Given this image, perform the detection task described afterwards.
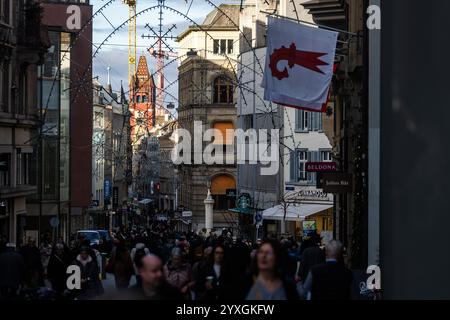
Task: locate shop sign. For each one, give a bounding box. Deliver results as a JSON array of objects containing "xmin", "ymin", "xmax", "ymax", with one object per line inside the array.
[
  {"xmin": 302, "ymin": 220, "xmax": 317, "ymax": 237},
  {"xmin": 317, "ymin": 173, "xmax": 353, "ymax": 193},
  {"xmin": 306, "ymin": 162, "xmax": 337, "ymax": 172},
  {"xmin": 104, "ymin": 180, "xmax": 111, "ymax": 199}
]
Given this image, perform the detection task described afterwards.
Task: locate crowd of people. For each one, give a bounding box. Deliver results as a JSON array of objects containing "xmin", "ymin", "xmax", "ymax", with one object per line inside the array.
[{"xmin": 0, "ymin": 221, "xmax": 356, "ymax": 300}]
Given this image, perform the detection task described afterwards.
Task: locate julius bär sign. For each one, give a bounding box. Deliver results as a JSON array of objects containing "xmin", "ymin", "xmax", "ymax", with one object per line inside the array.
[
  {"xmin": 317, "ymin": 173, "xmax": 353, "ymax": 194},
  {"xmin": 306, "ymin": 162, "xmax": 337, "ymax": 172}
]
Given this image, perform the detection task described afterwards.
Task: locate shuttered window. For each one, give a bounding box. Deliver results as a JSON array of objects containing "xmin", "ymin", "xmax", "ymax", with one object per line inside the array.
[
  {"xmin": 295, "ymin": 110, "xmax": 323, "ymax": 132},
  {"xmin": 290, "ymin": 150, "xmax": 330, "ymax": 185}
]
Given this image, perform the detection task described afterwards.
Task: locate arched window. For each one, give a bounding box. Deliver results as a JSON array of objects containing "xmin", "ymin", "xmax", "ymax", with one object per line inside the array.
[
  {"xmin": 142, "ymin": 95, "xmax": 148, "ymax": 103},
  {"xmin": 213, "ymin": 76, "xmax": 233, "ymax": 104},
  {"xmin": 136, "ymin": 95, "xmax": 141, "ymax": 103},
  {"xmin": 211, "ymin": 175, "xmax": 236, "ymax": 210}
]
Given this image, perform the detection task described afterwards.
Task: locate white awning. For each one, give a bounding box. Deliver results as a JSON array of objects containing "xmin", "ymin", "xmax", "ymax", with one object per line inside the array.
[{"xmin": 262, "ymin": 203, "xmax": 333, "ymax": 222}]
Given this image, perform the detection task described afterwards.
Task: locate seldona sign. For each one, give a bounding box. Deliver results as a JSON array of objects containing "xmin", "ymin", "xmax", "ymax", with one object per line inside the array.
[{"xmin": 306, "ymin": 162, "xmax": 337, "ymax": 172}]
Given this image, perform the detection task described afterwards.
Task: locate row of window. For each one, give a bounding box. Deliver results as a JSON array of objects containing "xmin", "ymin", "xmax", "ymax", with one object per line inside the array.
[
  {"xmin": 213, "ymin": 39, "xmax": 234, "ymax": 55},
  {"xmin": 290, "ymin": 150, "xmax": 332, "ymax": 185},
  {"xmin": 0, "ymin": 152, "xmax": 32, "ymax": 187},
  {"xmin": 135, "ymin": 95, "xmax": 149, "ymax": 103}
]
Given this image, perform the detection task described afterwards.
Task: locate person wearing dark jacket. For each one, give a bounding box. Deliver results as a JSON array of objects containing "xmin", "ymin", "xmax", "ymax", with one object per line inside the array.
[
  {"xmin": 47, "ymin": 243, "xmax": 69, "ymax": 294},
  {"xmin": 108, "ymin": 243, "xmax": 134, "ymax": 290},
  {"xmin": 192, "ymin": 246, "xmax": 212, "ymax": 299},
  {"xmin": 246, "ymin": 240, "xmax": 299, "ymax": 300},
  {"xmin": 72, "ymin": 247, "xmax": 104, "ymax": 299},
  {"xmin": 20, "ymin": 238, "xmax": 44, "ymax": 288},
  {"xmin": 0, "ymin": 244, "xmax": 25, "ymax": 299},
  {"xmin": 299, "ymin": 240, "xmax": 352, "ymax": 300},
  {"xmin": 195, "ymin": 245, "xmax": 229, "ymax": 301},
  {"xmin": 121, "ymin": 254, "xmax": 182, "ymax": 300},
  {"xmin": 297, "ymin": 234, "xmax": 325, "ymax": 282}
]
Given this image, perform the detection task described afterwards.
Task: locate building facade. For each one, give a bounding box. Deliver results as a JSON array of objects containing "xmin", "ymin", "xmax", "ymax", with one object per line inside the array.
[
  {"xmin": 303, "ymin": 0, "xmax": 369, "ymax": 268},
  {"xmin": 25, "ymin": 0, "xmax": 93, "ymax": 242},
  {"xmin": 157, "ymin": 121, "xmax": 177, "ymax": 212},
  {"xmin": 0, "ymin": 0, "xmax": 48, "ymax": 244},
  {"xmin": 176, "ymin": 4, "xmax": 240, "ymax": 232},
  {"xmin": 90, "ymin": 78, "xmax": 130, "ymax": 229},
  {"xmin": 237, "ymin": 0, "xmax": 335, "ymax": 239}
]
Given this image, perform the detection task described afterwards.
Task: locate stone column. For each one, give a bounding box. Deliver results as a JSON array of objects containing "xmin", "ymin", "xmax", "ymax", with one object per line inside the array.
[{"xmin": 204, "ymin": 189, "xmax": 214, "ymax": 232}]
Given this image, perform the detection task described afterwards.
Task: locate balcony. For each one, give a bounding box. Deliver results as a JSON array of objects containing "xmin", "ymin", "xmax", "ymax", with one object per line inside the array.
[
  {"xmin": 302, "ymin": 0, "xmax": 347, "ymax": 30},
  {"xmin": 0, "ymin": 185, "xmax": 37, "ymax": 199}
]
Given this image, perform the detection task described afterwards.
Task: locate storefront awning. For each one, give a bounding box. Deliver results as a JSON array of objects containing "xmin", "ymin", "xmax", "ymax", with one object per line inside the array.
[
  {"xmin": 228, "ymin": 207, "xmax": 253, "ymax": 215},
  {"xmin": 228, "ymin": 206, "xmax": 265, "ymax": 215},
  {"xmin": 262, "ymin": 203, "xmax": 333, "ymax": 222}
]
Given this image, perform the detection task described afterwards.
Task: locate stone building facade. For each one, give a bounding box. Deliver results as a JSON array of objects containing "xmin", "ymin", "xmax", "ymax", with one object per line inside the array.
[{"xmin": 176, "ymin": 4, "xmax": 241, "ymax": 232}]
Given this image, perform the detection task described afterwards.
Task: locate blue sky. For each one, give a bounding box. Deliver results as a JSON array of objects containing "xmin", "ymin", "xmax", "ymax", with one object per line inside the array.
[{"xmin": 92, "ymin": 0, "xmax": 241, "ymax": 107}]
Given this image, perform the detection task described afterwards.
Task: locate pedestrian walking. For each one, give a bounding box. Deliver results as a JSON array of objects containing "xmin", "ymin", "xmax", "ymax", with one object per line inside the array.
[
  {"xmin": 0, "ymin": 244, "xmax": 25, "ymax": 299},
  {"xmin": 196, "ymin": 244, "xmax": 228, "ymax": 301},
  {"xmin": 47, "ymin": 243, "xmax": 69, "ymax": 294},
  {"xmin": 130, "ymin": 242, "xmax": 150, "ymax": 287},
  {"xmin": 163, "ymin": 247, "xmax": 195, "ymax": 299},
  {"xmin": 20, "ymin": 238, "xmax": 44, "ymax": 289},
  {"xmin": 246, "ymin": 240, "xmax": 299, "ymax": 300},
  {"xmin": 72, "ymin": 247, "xmax": 104, "ymax": 299},
  {"xmin": 39, "ymin": 239, "xmax": 52, "ymax": 278},
  {"xmin": 124, "ymin": 254, "xmax": 182, "ymax": 300},
  {"xmin": 299, "ymin": 240, "xmax": 352, "ymax": 300},
  {"xmin": 297, "ymin": 233, "xmax": 325, "ymax": 283},
  {"xmin": 108, "ymin": 242, "xmax": 134, "ymax": 290}
]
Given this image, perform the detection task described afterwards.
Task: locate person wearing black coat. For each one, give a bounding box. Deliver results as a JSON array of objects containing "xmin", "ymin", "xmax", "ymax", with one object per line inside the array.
[
  {"xmin": 297, "ymin": 234, "xmax": 325, "ymax": 282},
  {"xmin": 20, "ymin": 238, "xmax": 44, "ymax": 288},
  {"xmin": 0, "ymin": 244, "xmax": 25, "ymax": 299},
  {"xmin": 47, "ymin": 244, "xmax": 69, "ymax": 294},
  {"xmin": 195, "ymin": 245, "xmax": 229, "ymax": 301},
  {"xmin": 300, "ymin": 240, "xmax": 352, "ymax": 300},
  {"xmin": 72, "ymin": 247, "xmax": 104, "ymax": 299}
]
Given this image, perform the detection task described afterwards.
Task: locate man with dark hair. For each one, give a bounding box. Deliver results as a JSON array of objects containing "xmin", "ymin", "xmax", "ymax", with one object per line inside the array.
[{"xmin": 297, "ymin": 233, "xmax": 325, "ymax": 283}]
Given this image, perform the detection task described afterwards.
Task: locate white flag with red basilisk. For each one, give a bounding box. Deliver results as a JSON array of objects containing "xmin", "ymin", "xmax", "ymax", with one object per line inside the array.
[{"xmin": 262, "ymin": 16, "xmax": 338, "ymax": 112}]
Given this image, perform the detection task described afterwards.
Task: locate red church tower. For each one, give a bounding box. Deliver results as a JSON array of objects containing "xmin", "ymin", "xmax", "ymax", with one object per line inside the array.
[{"xmin": 129, "ymin": 55, "xmax": 156, "ymax": 145}]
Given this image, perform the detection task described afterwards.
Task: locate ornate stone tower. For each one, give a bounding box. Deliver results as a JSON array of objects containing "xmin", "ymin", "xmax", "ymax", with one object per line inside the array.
[{"xmin": 129, "ymin": 55, "xmax": 156, "ymax": 146}]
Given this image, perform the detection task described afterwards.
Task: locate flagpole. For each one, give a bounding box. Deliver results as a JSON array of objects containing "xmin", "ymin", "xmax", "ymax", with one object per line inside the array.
[{"xmin": 260, "ymin": 10, "xmax": 358, "ymax": 37}]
